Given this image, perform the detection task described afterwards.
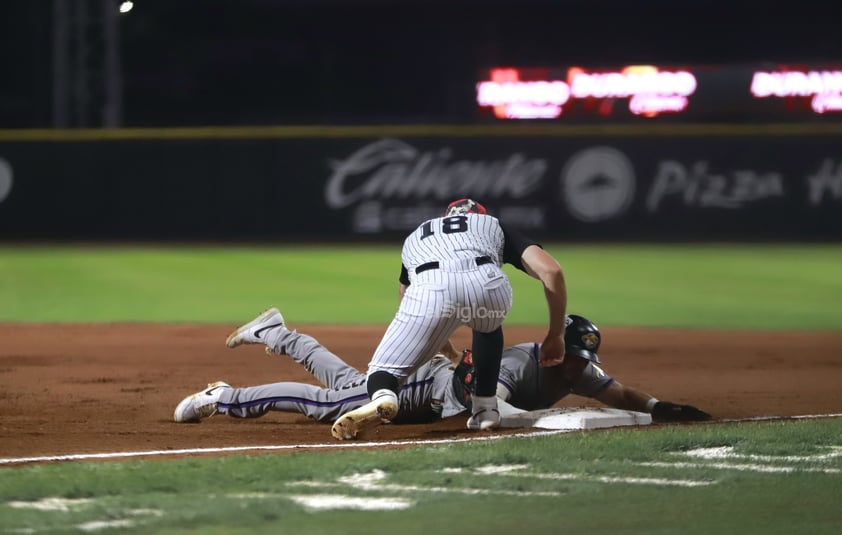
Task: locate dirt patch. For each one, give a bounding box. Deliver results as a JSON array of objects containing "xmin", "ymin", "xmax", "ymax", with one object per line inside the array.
[{"xmin": 1, "ymin": 323, "xmax": 840, "ymax": 461}]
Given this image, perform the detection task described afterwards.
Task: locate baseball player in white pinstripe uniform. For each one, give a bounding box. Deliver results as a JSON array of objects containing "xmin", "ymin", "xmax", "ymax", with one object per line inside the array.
[{"xmin": 325, "ymin": 198, "xmax": 569, "ymax": 439}]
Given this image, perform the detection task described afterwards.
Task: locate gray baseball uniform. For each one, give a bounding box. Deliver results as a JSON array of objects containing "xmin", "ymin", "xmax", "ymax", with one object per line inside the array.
[
  {"xmin": 496, "ymin": 342, "xmax": 614, "ymax": 411},
  {"xmin": 214, "ymin": 329, "xmax": 614, "ymax": 422},
  {"xmin": 216, "ymin": 327, "xmax": 465, "ymax": 422}
]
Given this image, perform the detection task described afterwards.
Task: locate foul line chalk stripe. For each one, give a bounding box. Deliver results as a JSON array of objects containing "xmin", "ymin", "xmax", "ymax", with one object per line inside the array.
[
  {"xmin": 718, "ymin": 413, "xmax": 842, "ymax": 423},
  {"xmin": 2, "ymin": 413, "xmax": 840, "ymax": 467},
  {"xmin": 0, "ymin": 429, "xmax": 569, "ymax": 466}
]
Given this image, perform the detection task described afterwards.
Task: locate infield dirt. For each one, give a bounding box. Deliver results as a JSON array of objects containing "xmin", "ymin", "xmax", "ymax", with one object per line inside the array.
[{"xmin": 1, "ymin": 324, "xmax": 841, "ymax": 461}]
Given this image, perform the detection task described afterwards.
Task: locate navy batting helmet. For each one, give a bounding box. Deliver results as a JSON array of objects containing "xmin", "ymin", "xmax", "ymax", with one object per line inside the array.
[
  {"xmin": 445, "ymin": 198, "xmax": 488, "ymax": 217},
  {"xmin": 564, "ymin": 314, "xmax": 601, "ymax": 363}
]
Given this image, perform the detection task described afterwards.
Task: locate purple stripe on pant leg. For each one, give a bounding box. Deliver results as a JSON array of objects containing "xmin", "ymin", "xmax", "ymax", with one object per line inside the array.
[{"xmin": 219, "ymin": 393, "xmax": 369, "ymax": 410}]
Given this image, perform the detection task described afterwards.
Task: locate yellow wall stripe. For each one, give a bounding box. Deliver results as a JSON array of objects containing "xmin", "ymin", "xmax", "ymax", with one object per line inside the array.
[{"xmin": 2, "ymin": 122, "xmax": 842, "ymax": 142}]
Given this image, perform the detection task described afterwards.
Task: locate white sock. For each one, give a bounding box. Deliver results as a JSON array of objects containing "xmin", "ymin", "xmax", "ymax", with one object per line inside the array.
[
  {"xmin": 471, "ymin": 394, "xmax": 498, "ymax": 413},
  {"xmin": 372, "ymin": 389, "xmax": 397, "ymax": 404},
  {"xmin": 262, "ymin": 325, "xmax": 288, "ymax": 354}
]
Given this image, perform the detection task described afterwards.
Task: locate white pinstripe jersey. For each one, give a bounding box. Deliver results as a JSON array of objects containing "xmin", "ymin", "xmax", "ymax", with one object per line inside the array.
[
  {"xmin": 399, "ymin": 214, "xmax": 537, "ymax": 284},
  {"xmin": 402, "ymin": 214, "xmax": 502, "ymax": 269}
]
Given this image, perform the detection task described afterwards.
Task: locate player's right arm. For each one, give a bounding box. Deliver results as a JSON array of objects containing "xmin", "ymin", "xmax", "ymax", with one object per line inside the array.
[
  {"xmin": 398, "ymin": 264, "xmax": 410, "ymax": 301},
  {"xmin": 439, "ymin": 339, "xmax": 460, "ymax": 367}
]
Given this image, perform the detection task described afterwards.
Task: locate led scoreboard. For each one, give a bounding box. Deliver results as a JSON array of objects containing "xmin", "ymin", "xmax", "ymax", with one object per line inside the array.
[{"xmin": 476, "ymin": 63, "xmax": 842, "ymax": 121}]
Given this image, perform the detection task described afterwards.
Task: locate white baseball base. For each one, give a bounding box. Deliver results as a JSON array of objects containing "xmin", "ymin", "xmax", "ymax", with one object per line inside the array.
[{"xmin": 500, "ymin": 406, "xmax": 652, "ymax": 430}]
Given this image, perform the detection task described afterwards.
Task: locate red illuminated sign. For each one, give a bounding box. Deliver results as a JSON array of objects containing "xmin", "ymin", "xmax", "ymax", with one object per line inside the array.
[
  {"xmin": 751, "ymin": 69, "xmax": 842, "ymax": 113},
  {"xmin": 477, "ymin": 63, "xmax": 842, "ymax": 121},
  {"xmin": 476, "ymin": 66, "xmax": 698, "ymax": 119},
  {"xmin": 569, "ymin": 66, "xmax": 696, "ymax": 117},
  {"xmin": 476, "ymin": 68, "xmax": 570, "ymax": 119}
]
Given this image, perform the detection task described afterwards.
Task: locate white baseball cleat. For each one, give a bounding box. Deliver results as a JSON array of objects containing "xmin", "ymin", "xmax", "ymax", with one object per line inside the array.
[
  {"xmin": 173, "ymin": 381, "xmax": 231, "ymax": 423},
  {"xmin": 467, "ymin": 394, "xmax": 501, "ymax": 430},
  {"xmin": 225, "ymin": 307, "xmax": 285, "ymax": 348},
  {"xmin": 331, "ymin": 390, "xmax": 399, "ymax": 440},
  {"xmin": 466, "ymin": 408, "xmax": 501, "ymax": 430}
]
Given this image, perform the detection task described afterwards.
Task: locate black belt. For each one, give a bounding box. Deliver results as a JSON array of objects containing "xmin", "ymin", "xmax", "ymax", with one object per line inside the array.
[{"xmin": 416, "ymin": 256, "xmax": 493, "ymax": 274}]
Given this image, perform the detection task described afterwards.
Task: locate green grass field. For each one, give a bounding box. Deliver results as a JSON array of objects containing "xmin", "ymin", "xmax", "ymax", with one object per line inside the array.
[
  {"xmin": 2, "ymin": 419, "xmax": 841, "ymax": 534},
  {"xmin": 1, "ymin": 243, "xmax": 841, "ymax": 533},
  {"xmin": 2, "ymin": 243, "xmax": 841, "ymax": 329}
]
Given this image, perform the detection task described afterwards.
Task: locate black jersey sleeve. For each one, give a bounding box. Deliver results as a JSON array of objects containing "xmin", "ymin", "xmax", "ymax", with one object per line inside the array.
[
  {"xmin": 399, "ymin": 264, "xmax": 410, "ymax": 286},
  {"xmin": 502, "ymin": 225, "xmax": 541, "ymax": 273}
]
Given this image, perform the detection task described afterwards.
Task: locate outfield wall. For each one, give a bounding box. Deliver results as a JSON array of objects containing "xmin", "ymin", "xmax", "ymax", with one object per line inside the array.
[{"xmin": 1, "ymin": 124, "xmax": 841, "ymax": 241}]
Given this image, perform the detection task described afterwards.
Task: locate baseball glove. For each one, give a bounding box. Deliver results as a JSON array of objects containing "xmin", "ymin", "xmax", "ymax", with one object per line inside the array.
[
  {"xmin": 652, "ymin": 401, "xmax": 712, "ymax": 422},
  {"xmin": 451, "ymin": 349, "xmax": 476, "ymax": 410}
]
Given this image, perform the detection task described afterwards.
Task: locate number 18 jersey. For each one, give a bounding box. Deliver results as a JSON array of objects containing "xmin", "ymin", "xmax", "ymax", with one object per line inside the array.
[
  {"xmin": 401, "ymin": 214, "xmax": 505, "ymax": 273},
  {"xmin": 399, "ymin": 214, "xmax": 539, "ymax": 285}
]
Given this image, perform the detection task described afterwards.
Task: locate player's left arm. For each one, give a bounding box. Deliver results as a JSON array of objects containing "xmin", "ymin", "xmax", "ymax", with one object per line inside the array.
[
  {"xmin": 519, "ymin": 245, "xmax": 567, "ymax": 367},
  {"xmin": 500, "ymin": 226, "xmax": 567, "ymax": 367},
  {"xmin": 592, "ymin": 381, "xmax": 655, "ymax": 412},
  {"xmin": 565, "ymin": 358, "xmax": 712, "ymax": 421}
]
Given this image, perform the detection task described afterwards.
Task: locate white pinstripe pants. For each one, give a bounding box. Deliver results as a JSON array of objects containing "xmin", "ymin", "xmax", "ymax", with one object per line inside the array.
[{"xmin": 368, "ymin": 262, "xmax": 513, "ymax": 382}]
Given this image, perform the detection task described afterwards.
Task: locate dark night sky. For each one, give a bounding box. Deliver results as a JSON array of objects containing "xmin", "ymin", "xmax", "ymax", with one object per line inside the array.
[{"xmin": 1, "ymin": 0, "xmax": 838, "ymax": 128}]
